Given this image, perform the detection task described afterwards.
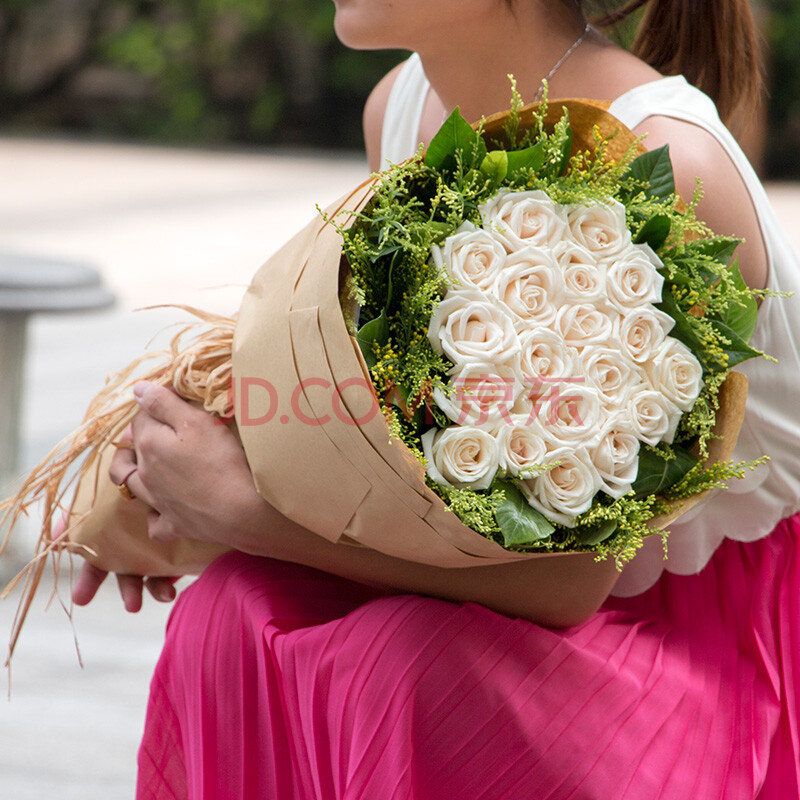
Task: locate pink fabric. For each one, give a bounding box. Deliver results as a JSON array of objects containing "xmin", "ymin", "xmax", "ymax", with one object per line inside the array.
[{"xmin": 137, "ymin": 514, "xmax": 800, "ymax": 799}]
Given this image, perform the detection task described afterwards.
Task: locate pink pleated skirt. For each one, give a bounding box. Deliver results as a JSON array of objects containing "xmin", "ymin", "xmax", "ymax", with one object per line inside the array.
[{"xmin": 136, "ymin": 514, "xmax": 800, "ymax": 799}]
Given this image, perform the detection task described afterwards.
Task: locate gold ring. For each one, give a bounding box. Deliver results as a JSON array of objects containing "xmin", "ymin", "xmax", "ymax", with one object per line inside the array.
[{"xmin": 117, "ymin": 468, "xmax": 137, "ymax": 501}]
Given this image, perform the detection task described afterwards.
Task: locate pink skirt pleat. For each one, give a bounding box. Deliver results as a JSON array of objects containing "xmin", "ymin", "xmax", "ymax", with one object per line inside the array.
[{"xmin": 136, "ymin": 514, "xmax": 800, "ymax": 800}]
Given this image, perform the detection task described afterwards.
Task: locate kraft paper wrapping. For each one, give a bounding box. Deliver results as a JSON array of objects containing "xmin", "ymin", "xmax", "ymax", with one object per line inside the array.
[{"xmin": 62, "ymin": 99, "xmax": 748, "ymax": 575}]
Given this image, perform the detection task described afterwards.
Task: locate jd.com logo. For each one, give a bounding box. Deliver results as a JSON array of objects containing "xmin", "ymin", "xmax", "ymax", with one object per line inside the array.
[{"xmin": 226, "ymin": 375, "xmax": 589, "ymax": 428}]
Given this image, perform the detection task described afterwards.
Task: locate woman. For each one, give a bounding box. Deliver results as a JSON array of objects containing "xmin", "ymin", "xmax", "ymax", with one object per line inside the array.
[{"xmin": 78, "ymin": 1, "xmax": 800, "ymax": 796}]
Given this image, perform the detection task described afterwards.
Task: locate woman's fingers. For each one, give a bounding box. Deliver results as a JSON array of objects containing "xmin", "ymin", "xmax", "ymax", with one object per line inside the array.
[
  {"xmin": 144, "ymin": 576, "xmax": 179, "ymax": 603},
  {"xmin": 72, "ymin": 561, "xmax": 109, "ymax": 606},
  {"xmin": 116, "ymin": 574, "xmax": 146, "ymax": 613},
  {"xmin": 133, "ymin": 381, "xmax": 198, "ymax": 432}
]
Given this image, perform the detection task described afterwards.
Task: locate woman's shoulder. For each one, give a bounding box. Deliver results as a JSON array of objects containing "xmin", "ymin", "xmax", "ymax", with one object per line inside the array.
[{"xmin": 626, "ymin": 105, "xmax": 768, "ymax": 292}]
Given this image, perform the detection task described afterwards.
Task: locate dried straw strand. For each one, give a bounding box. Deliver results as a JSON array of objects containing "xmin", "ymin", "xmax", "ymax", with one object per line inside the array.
[{"xmin": 1, "ymin": 306, "xmax": 236, "ymax": 664}]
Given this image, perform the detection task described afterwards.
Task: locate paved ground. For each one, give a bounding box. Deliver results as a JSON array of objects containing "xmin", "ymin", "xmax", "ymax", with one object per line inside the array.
[
  {"xmin": 0, "ymin": 135, "xmax": 366, "ymax": 800},
  {"xmin": 0, "ymin": 135, "xmax": 798, "ymax": 799}
]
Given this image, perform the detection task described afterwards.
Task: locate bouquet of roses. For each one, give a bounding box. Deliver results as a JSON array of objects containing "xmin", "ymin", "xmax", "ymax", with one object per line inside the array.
[
  {"xmin": 334, "ymin": 88, "xmax": 765, "ymax": 561},
  {"xmin": 1, "ymin": 90, "xmax": 766, "ymax": 660}
]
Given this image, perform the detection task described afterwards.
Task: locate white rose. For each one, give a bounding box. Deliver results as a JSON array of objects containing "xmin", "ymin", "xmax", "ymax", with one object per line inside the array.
[
  {"xmin": 591, "ymin": 425, "xmax": 640, "ymax": 499},
  {"xmin": 479, "ymin": 189, "xmax": 569, "ymax": 251},
  {"xmin": 520, "ymin": 446, "xmax": 603, "ymax": 527},
  {"xmin": 614, "ymin": 306, "xmax": 674, "ymax": 364},
  {"xmin": 556, "ymin": 303, "xmax": 615, "ymax": 348},
  {"xmin": 568, "ymin": 200, "xmax": 631, "ymax": 260},
  {"xmin": 578, "ymin": 345, "xmax": 648, "ymax": 408},
  {"xmin": 645, "ymin": 337, "xmax": 704, "ymax": 412},
  {"xmin": 516, "ymin": 327, "xmax": 577, "ymax": 386},
  {"xmin": 553, "ymin": 240, "xmax": 607, "ymax": 305},
  {"xmin": 490, "ymin": 247, "xmax": 565, "ymax": 327},
  {"xmin": 493, "ymin": 415, "xmax": 550, "ymax": 478},
  {"xmin": 535, "ymin": 381, "xmax": 604, "ymax": 449},
  {"xmin": 421, "ymin": 426, "xmax": 499, "ymax": 490},
  {"xmin": 432, "ymin": 362, "xmax": 522, "ymax": 429},
  {"xmin": 626, "ymin": 387, "xmax": 682, "ymax": 445},
  {"xmin": 428, "ymin": 286, "xmax": 520, "ymax": 366},
  {"xmin": 605, "ymin": 243, "xmax": 665, "ymax": 311},
  {"xmin": 432, "ymin": 221, "xmax": 508, "ymax": 290}
]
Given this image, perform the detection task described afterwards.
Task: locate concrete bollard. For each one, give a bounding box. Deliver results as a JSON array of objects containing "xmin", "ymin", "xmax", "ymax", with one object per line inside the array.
[{"xmin": 0, "ymin": 251, "xmax": 115, "ymax": 499}]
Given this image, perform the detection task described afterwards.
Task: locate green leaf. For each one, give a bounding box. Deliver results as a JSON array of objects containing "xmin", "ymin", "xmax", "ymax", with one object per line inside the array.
[
  {"xmin": 355, "ymin": 311, "xmax": 389, "ymax": 370},
  {"xmin": 493, "ymin": 480, "xmax": 555, "ymax": 547},
  {"xmin": 627, "ymin": 145, "xmax": 675, "ymax": 199},
  {"xmin": 632, "ymin": 445, "xmax": 699, "ymax": 499},
  {"xmin": 505, "ymin": 142, "xmax": 546, "ymax": 175},
  {"xmin": 657, "ymin": 291, "xmax": 706, "ymax": 359},
  {"xmin": 718, "ymin": 259, "xmax": 758, "ymax": 343},
  {"xmin": 480, "ymin": 150, "xmax": 508, "ymax": 185},
  {"xmin": 574, "ymin": 520, "xmax": 618, "ymax": 546},
  {"xmin": 634, "ymin": 214, "xmax": 671, "ymax": 250},
  {"xmin": 424, "ymin": 107, "xmax": 487, "ymax": 173},
  {"xmin": 707, "ymin": 319, "xmax": 762, "ymax": 369}
]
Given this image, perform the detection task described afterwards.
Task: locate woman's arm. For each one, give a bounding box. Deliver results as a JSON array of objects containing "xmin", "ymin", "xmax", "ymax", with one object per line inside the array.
[{"xmin": 88, "ymin": 382, "xmax": 619, "ymax": 628}]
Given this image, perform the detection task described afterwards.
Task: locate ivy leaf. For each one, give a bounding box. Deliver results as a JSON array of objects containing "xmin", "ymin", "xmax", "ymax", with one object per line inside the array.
[
  {"xmin": 632, "ymin": 445, "xmax": 699, "ymax": 499},
  {"xmin": 493, "ymin": 480, "xmax": 555, "ymax": 547},
  {"xmin": 627, "ymin": 145, "xmax": 675, "ymax": 199},
  {"xmin": 718, "ymin": 258, "xmax": 758, "ymax": 343},
  {"xmin": 634, "ymin": 214, "xmax": 671, "ymax": 250},
  {"xmin": 505, "ymin": 142, "xmax": 546, "ymax": 176},
  {"xmin": 574, "ymin": 520, "xmax": 618, "ymax": 546},
  {"xmin": 424, "ymin": 107, "xmax": 487, "ymax": 173},
  {"xmin": 355, "ymin": 311, "xmax": 389, "ymax": 369},
  {"xmin": 480, "ymin": 150, "xmax": 508, "ymax": 185}
]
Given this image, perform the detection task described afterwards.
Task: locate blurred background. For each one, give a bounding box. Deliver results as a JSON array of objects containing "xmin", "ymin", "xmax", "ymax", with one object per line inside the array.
[
  {"xmin": 0, "ymin": 0, "xmax": 798, "ymax": 173},
  {"xmin": 1, "ymin": 0, "xmax": 799, "ymax": 798}
]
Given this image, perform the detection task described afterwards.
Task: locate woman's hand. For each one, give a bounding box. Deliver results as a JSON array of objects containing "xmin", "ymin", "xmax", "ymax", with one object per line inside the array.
[{"xmin": 111, "ymin": 381, "xmax": 274, "ymax": 549}]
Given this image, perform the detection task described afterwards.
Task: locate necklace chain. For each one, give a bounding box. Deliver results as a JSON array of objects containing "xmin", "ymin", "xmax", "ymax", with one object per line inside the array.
[{"xmin": 534, "ymin": 22, "xmax": 591, "ymax": 101}]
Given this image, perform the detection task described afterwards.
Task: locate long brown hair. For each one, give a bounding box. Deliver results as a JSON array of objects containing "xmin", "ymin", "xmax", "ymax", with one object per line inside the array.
[{"xmin": 589, "ymin": 0, "xmax": 763, "ymax": 124}]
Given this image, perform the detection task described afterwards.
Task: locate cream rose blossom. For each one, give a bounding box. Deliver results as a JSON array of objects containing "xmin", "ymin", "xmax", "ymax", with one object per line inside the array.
[
  {"xmin": 554, "ymin": 240, "xmax": 607, "ymax": 305},
  {"xmin": 516, "ymin": 327, "xmax": 577, "ymax": 387},
  {"xmin": 432, "ymin": 221, "xmax": 508, "ymax": 290},
  {"xmin": 493, "ymin": 415, "xmax": 550, "ymax": 478},
  {"xmin": 645, "ymin": 337, "xmax": 704, "ymax": 412},
  {"xmin": 427, "ymin": 287, "xmax": 520, "ymax": 366},
  {"xmin": 579, "ymin": 345, "xmax": 648, "ymax": 408},
  {"xmin": 479, "ymin": 189, "xmax": 569, "ymax": 251},
  {"xmin": 615, "ymin": 306, "xmax": 675, "ymax": 364},
  {"xmin": 626, "ymin": 387, "xmax": 682, "ymax": 445},
  {"xmin": 556, "ymin": 303, "xmax": 615, "ymax": 348},
  {"xmin": 490, "ymin": 247, "xmax": 565, "ymax": 327},
  {"xmin": 432, "ymin": 363, "xmax": 522, "ymax": 428},
  {"xmin": 605, "ymin": 242, "xmax": 665, "ymax": 311},
  {"xmin": 568, "ymin": 200, "xmax": 631, "ymax": 259},
  {"xmin": 591, "ymin": 424, "xmax": 641, "ymax": 498},
  {"xmin": 520, "ymin": 447, "xmax": 603, "ymax": 527},
  {"xmin": 535, "ymin": 382, "xmax": 604, "ymax": 449},
  {"xmin": 421, "ymin": 426, "xmax": 499, "ymax": 491}
]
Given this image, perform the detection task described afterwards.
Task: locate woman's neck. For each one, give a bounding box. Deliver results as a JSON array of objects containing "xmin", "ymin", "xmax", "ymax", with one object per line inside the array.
[{"xmin": 416, "ymin": 5, "xmax": 589, "ymax": 123}]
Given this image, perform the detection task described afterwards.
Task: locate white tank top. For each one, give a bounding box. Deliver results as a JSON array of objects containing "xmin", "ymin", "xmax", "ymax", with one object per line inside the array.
[{"xmin": 381, "ymin": 54, "xmax": 800, "ymax": 597}]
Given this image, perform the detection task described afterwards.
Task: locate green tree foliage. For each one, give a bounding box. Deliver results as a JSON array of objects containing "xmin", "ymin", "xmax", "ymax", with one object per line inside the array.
[
  {"xmin": 0, "ymin": 0, "xmax": 405, "ymax": 147},
  {"xmin": 764, "ymin": 0, "xmax": 800, "ymax": 176}
]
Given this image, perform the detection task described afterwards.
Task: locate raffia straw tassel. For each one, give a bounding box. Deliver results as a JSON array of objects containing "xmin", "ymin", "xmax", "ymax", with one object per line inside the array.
[{"xmin": 0, "ymin": 305, "xmax": 237, "ymax": 664}]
